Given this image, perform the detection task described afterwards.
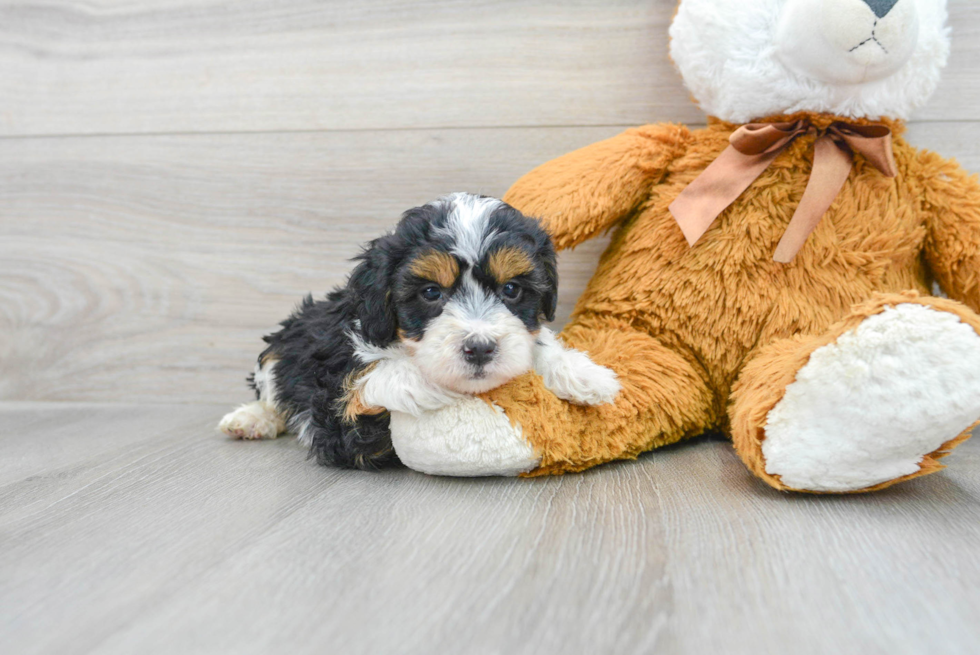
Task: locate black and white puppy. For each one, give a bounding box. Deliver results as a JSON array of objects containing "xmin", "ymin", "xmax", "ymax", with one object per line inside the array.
[{"xmin": 218, "ymin": 193, "xmax": 620, "ymax": 469}]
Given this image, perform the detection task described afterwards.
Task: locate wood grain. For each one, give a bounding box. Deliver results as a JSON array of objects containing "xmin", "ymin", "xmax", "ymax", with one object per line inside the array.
[
  {"xmin": 3, "ymin": 4, "xmax": 980, "ymax": 653},
  {"xmin": 0, "ymin": 0, "xmax": 977, "ymax": 137},
  {"xmin": 0, "ymin": 126, "xmax": 617, "ymax": 403},
  {"xmin": 1, "ymin": 403, "xmax": 978, "ymax": 655},
  {"xmin": 1, "ymin": 122, "xmax": 978, "ymax": 404}
]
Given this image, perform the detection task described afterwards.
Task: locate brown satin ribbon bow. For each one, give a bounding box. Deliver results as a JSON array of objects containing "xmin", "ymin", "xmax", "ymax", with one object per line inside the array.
[{"xmin": 668, "ymin": 120, "xmax": 898, "ymax": 262}]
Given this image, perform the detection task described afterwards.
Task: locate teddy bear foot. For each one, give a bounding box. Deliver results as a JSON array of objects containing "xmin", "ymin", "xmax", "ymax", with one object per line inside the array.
[
  {"xmin": 762, "ymin": 303, "xmax": 980, "ymax": 492},
  {"xmin": 388, "ymin": 396, "xmax": 540, "ymax": 476}
]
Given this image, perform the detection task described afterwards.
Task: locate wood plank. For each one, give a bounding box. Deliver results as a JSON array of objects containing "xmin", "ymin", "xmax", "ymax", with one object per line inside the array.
[
  {"xmin": 0, "ymin": 126, "xmax": 618, "ymax": 403},
  {"xmin": 2, "ymin": 121, "xmax": 979, "ymax": 404},
  {"xmin": 0, "ymin": 0, "xmax": 977, "ymax": 137},
  {"xmin": 0, "ymin": 0, "xmax": 691, "ymax": 136},
  {"xmin": 906, "ymin": 120, "xmax": 980, "ymax": 169},
  {"xmin": 0, "ymin": 403, "xmax": 978, "ymax": 654}
]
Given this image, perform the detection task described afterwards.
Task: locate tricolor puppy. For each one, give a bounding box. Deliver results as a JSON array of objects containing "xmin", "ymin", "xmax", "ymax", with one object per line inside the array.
[{"xmin": 219, "ymin": 193, "xmax": 620, "ymax": 469}]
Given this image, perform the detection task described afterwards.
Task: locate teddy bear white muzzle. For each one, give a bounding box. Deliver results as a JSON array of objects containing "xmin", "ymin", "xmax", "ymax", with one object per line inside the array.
[{"xmin": 775, "ymin": 0, "xmax": 919, "ymax": 85}]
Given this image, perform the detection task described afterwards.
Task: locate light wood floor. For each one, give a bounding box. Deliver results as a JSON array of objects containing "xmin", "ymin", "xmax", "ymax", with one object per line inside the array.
[
  {"xmin": 2, "ymin": 404, "xmax": 979, "ymax": 655},
  {"xmin": 3, "ymin": 1, "xmax": 980, "ymax": 653}
]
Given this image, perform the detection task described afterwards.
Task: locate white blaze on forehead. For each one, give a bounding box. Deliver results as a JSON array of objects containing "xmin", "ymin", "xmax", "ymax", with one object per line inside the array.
[
  {"xmin": 445, "ymin": 280, "xmax": 508, "ymax": 338},
  {"xmin": 455, "ymin": 273, "xmax": 499, "ymax": 325},
  {"xmin": 434, "ymin": 192, "xmax": 503, "ymax": 264}
]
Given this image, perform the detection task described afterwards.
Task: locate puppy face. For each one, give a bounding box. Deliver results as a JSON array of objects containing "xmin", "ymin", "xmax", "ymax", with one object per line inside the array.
[{"xmin": 349, "ymin": 193, "xmax": 557, "ymax": 394}]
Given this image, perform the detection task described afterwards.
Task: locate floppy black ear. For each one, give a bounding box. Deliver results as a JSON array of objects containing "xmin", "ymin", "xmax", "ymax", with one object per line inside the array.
[
  {"xmin": 348, "ymin": 236, "xmax": 398, "ymax": 346},
  {"xmin": 539, "ymin": 237, "xmax": 558, "ymax": 323}
]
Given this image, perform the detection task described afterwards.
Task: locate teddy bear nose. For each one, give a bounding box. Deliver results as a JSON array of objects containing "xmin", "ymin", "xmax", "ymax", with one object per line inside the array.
[
  {"xmin": 862, "ymin": 0, "xmax": 899, "ymax": 18},
  {"xmin": 462, "ymin": 337, "xmax": 496, "ymax": 366}
]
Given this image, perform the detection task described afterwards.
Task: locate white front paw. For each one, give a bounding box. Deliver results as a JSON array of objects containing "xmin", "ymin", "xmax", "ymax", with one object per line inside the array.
[
  {"xmin": 358, "ymin": 355, "xmax": 464, "ymax": 416},
  {"xmin": 533, "ymin": 328, "xmax": 621, "ymax": 406},
  {"xmin": 389, "ymin": 397, "xmax": 540, "ymax": 476},
  {"xmin": 552, "ymin": 358, "xmax": 621, "ymax": 406}
]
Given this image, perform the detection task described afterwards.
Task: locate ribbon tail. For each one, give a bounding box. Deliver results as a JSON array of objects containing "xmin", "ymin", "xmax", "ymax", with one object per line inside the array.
[
  {"xmin": 669, "ymin": 145, "xmax": 780, "ymax": 247},
  {"xmin": 773, "ymin": 137, "xmax": 853, "ymax": 263},
  {"xmin": 857, "ymin": 136, "xmax": 897, "ymax": 178}
]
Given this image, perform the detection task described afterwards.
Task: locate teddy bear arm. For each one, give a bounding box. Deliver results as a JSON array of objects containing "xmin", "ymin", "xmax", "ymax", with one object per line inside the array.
[
  {"xmin": 503, "ymin": 123, "xmax": 689, "ymax": 251},
  {"xmin": 921, "ymin": 155, "xmax": 980, "ymax": 314}
]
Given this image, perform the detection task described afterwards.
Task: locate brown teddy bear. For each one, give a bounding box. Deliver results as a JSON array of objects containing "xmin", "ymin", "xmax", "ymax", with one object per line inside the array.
[{"xmin": 389, "ymin": 0, "xmax": 980, "ymax": 493}]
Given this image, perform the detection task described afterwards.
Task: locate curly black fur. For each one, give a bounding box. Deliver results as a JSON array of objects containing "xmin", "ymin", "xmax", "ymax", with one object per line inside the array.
[{"xmin": 250, "ymin": 195, "xmax": 556, "ymax": 470}]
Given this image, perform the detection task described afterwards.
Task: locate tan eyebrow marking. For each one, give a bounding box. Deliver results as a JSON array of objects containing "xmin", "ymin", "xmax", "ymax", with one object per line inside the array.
[
  {"xmin": 409, "ymin": 250, "xmax": 459, "ymax": 288},
  {"xmin": 487, "ymin": 246, "xmax": 534, "ymax": 284}
]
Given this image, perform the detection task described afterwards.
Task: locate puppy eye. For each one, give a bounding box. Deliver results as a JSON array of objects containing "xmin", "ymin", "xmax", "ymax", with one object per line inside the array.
[
  {"xmin": 420, "ymin": 285, "xmax": 443, "ymax": 302},
  {"xmin": 501, "ymin": 282, "xmax": 522, "ymax": 300}
]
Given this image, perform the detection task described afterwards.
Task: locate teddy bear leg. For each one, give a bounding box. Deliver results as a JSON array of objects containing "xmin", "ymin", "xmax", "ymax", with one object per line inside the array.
[
  {"xmin": 390, "ymin": 316, "xmax": 718, "ymax": 476},
  {"xmin": 729, "ymin": 294, "xmax": 980, "ymax": 493}
]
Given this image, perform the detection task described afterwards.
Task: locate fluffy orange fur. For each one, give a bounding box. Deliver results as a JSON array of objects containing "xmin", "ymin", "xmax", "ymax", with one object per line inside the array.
[{"xmin": 485, "ymin": 112, "xmax": 980, "ymax": 490}]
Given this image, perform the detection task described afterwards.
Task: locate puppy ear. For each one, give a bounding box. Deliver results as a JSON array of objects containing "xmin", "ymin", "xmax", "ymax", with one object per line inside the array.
[
  {"xmin": 539, "ymin": 236, "xmax": 558, "ymax": 323},
  {"xmin": 348, "ymin": 236, "xmax": 398, "ymax": 346}
]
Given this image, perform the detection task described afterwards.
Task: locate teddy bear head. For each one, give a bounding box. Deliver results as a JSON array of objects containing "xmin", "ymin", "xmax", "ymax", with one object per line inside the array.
[{"xmin": 669, "ymin": 0, "xmax": 950, "ymax": 123}]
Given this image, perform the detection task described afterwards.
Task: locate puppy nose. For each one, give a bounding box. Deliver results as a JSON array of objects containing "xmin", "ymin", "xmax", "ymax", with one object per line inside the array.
[
  {"xmin": 862, "ymin": 0, "xmax": 898, "ymax": 18},
  {"xmin": 462, "ymin": 337, "xmax": 496, "ymax": 366}
]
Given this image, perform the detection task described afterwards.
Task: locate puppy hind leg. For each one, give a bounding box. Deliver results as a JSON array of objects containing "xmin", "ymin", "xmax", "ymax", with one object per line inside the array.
[
  {"xmin": 219, "ymin": 401, "xmax": 285, "ymax": 440},
  {"xmin": 218, "ymin": 359, "xmax": 287, "ymax": 440},
  {"xmin": 305, "ymin": 403, "xmax": 398, "ymax": 470}
]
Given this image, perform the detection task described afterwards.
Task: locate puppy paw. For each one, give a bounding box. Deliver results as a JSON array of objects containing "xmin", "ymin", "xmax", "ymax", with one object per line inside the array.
[
  {"xmin": 533, "ymin": 328, "xmax": 621, "ymax": 406},
  {"xmin": 218, "ymin": 401, "xmax": 285, "ymax": 440},
  {"xmin": 545, "ymin": 356, "xmax": 621, "ymax": 406},
  {"xmin": 357, "ymin": 356, "xmax": 465, "ymax": 417}
]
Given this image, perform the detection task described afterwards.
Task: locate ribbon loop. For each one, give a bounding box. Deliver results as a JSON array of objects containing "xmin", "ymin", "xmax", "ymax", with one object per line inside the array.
[
  {"xmin": 729, "ymin": 120, "xmax": 809, "ymax": 156},
  {"xmin": 828, "ymin": 121, "xmax": 897, "ymax": 179},
  {"xmin": 668, "ymin": 119, "xmax": 896, "ymax": 262}
]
